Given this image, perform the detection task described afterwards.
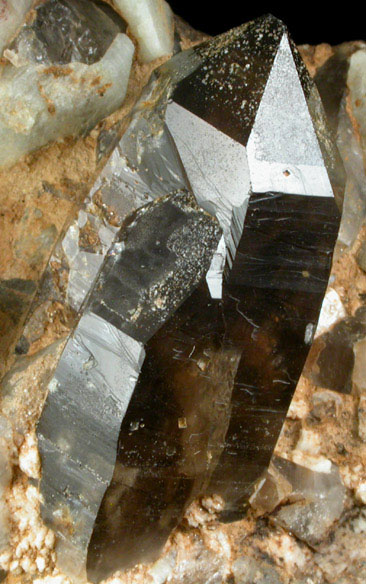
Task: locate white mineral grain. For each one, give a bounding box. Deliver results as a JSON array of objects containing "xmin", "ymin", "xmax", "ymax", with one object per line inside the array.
[
  {"xmin": 296, "ymin": 428, "xmax": 322, "ymax": 455},
  {"xmin": 265, "ymin": 532, "xmax": 308, "ymax": 573},
  {"xmin": 283, "ymin": 450, "xmax": 332, "ymax": 473},
  {"xmin": 5, "ymin": 482, "xmax": 56, "ymax": 578},
  {"xmin": 355, "ymin": 482, "xmax": 366, "ymax": 504},
  {"xmin": 34, "ymin": 575, "xmax": 72, "ymax": 584},
  {"xmin": 0, "ymin": 0, "xmax": 33, "ymax": 56},
  {"xmin": 19, "ymin": 432, "xmax": 41, "ymax": 479},
  {"xmin": 0, "ymin": 33, "xmax": 134, "ymax": 168},
  {"xmin": 315, "ymin": 287, "xmax": 346, "ymax": 338},
  {"xmin": 113, "ymin": 0, "xmax": 174, "ymax": 62}
]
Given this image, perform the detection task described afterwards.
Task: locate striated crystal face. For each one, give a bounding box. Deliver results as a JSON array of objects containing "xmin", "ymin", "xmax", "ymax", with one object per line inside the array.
[{"xmin": 34, "ymin": 14, "xmax": 342, "ymax": 583}]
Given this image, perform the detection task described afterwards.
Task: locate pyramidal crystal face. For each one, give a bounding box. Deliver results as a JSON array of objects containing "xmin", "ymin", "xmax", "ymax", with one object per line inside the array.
[{"xmin": 35, "ymin": 14, "xmax": 342, "ymax": 583}]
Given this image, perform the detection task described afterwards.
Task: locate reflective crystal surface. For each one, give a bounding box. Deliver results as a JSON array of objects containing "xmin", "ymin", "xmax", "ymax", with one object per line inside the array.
[{"xmin": 33, "ymin": 14, "xmax": 342, "ymax": 583}]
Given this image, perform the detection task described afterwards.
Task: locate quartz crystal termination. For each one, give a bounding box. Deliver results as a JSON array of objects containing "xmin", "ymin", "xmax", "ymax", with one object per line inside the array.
[
  {"xmin": 36, "ymin": 191, "xmax": 220, "ymax": 581},
  {"xmin": 86, "ymin": 15, "xmax": 342, "ymax": 581}
]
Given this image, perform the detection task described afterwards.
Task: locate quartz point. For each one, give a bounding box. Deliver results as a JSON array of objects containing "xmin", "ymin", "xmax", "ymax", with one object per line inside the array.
[
  {"xmin": 34, "ymin": 14, "xmax": 342, "ymax": 582},
  {"xmin": 37, "ymin": 192, "xmax": 220, "ymax": 580}
]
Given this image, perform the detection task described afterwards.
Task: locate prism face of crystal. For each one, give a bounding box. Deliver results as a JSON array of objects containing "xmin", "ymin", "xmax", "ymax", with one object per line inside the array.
[
  {"xmin": 37, "ymin": 313, "xmax": 145, "ymax": 580},
  {"xmin": 208, "ymin": 192, "xmax": 340, "ymax": 510}
]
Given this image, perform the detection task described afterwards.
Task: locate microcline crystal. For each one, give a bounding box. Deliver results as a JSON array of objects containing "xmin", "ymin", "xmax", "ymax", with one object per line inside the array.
[{"xmin": 34, "ymin": 14, "xmax": 342, "ymax": 583}]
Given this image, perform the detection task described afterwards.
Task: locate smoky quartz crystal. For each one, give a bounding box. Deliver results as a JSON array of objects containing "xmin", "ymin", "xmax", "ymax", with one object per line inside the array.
[{"xmin": 35, "ymin": 14, "xmax": 342, "ymax": 582}]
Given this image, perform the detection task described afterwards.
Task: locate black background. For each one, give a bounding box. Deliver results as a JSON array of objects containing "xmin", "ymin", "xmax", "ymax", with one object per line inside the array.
[{"xmin": 169, "ymin": 2, "xmax": 364, "ymax": 46}]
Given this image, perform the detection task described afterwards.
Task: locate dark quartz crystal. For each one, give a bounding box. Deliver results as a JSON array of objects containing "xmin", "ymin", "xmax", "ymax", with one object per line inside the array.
[
  {"xmin": 35, "ymin": 14, "xmax": 342, "ymax": 583},
  {"xmin": 37, "ymin": 191, "xmax": 220, "ymax": 580},
  {"xmin": 86, "ymin": 15, "xmax": 341, "ymax": 582}
]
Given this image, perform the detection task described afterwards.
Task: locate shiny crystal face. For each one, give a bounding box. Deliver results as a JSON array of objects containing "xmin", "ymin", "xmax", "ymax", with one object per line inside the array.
[{"xmin": 34, "ymin": 14, "xmax": 342, "ymax": 582}]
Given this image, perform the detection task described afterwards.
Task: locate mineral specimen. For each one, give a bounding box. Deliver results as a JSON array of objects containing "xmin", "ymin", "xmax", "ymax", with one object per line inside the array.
[
  {"xmin": 29, "ymin": 13, "xmax": 343, "ymax": 583},
  {"xmin": 0, "ymin": 7, "xmax": 346, "ymax": 583}
]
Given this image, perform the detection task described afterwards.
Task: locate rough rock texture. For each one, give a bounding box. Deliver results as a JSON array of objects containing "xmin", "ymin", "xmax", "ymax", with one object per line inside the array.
[{"xmin": 0, "ymin": 10, "xmax": 366, "ymax": 584}]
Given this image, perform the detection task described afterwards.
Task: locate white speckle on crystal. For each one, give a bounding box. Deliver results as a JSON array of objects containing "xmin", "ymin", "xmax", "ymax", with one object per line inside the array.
[{"xmin": 304, "ymin": 323, "xmax": 315, "ymax": 344}]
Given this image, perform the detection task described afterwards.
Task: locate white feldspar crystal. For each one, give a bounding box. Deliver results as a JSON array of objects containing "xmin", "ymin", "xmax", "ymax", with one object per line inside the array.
[
  {"xmin": 0, "ymin": 0, "xmax": 33, "ymax": 56},
  {"xmin": 315, "ymin": 288, "xmax": 346, "ymax": 338},
  {"xmin": 0, "ymin": 33, "xmax": 134, "ymax": 168},
  {"xmin": 113, "ymin": 0, "xmax": 174, "ymax": 62}
]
